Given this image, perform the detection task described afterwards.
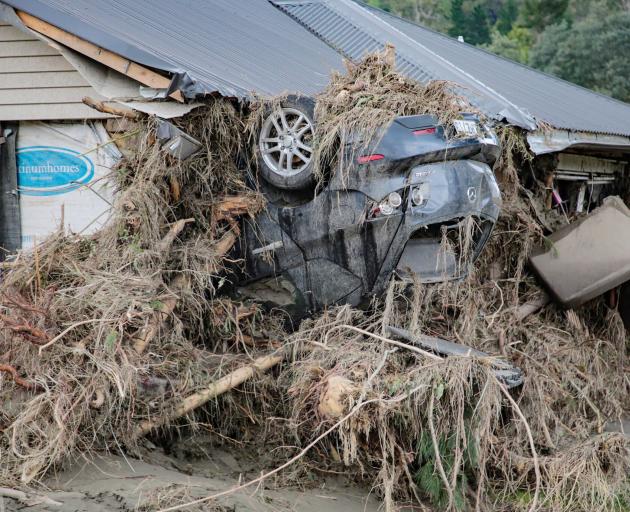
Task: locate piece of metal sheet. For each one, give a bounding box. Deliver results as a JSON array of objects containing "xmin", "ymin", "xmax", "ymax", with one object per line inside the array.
[
  {"xmin": 386, "ymin": 326, "xmax": 524, "ymax": 388},
  {"xmin": 155, "ymin": 119, "xmax": 202, "ymax": 160},
  {"xmin": 530, "ymin": 196, "xmax": 630, "ymax": 308}
]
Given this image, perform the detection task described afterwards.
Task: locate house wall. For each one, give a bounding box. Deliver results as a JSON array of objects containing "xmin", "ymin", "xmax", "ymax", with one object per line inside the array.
[{"xmin": 0, "ymin": 21, "xmax": 110, "ymax": 121}]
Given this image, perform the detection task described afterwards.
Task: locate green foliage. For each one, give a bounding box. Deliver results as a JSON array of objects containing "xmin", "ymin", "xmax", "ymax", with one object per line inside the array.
[
  {"xmin": 414, "ymin": 426, "xmax": 478, "ymax": 510},
  {"xmin": 449, "ymin": 0, "xmax": 467, "ymax": 38},
  {"xmin": 412, "ymin": 385, "xmax": 480, "ymax": 511},
  {"xmin": 367, "ymin": 0, "xmax": 451, "ymax": 32},
  {"xmin": 496, "ymin": 0, "xmax": 518, "ymax": 34},
  {"xmin": 520, "ymin": 0, "xmax": 570, "ymax": 31},
  {"xmin": 448, "ymin": 0, "xmax": 492, "ymax": 45},
  {"xmin": 530, "ymin": 12, "xmax": 630, "ymax": 102},
  {"xmin": 484, "ymin": 25, "xmax": 533, "ymax": 63},
  {"xmin": 471, "ymin": 5, "xmax": 491, "ymax": 44}
]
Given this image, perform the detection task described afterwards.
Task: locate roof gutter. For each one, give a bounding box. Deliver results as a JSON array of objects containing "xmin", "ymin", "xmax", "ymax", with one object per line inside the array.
[{"xmin": 527, "ymin": 129, "xmax": 630, "ymax": 156}]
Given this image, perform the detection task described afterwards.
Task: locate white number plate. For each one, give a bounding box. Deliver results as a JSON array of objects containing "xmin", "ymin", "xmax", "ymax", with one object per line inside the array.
[{"xmin": 453, "ymin": 120, "xmax": 479, "ymax": 137}]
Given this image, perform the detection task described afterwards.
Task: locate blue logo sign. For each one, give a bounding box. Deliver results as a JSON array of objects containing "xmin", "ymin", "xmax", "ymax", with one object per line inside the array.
[{"xmin": 17, "ymin": 146, "xmax": 95, "ymax": 196}]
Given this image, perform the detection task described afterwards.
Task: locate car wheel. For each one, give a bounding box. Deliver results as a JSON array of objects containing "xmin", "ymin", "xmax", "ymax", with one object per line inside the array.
[{"xmin": 257, "ymin": 96, "xmax": 316, "ymax": 190}]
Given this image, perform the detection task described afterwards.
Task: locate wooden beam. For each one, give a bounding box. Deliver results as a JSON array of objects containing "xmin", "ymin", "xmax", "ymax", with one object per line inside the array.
[
  {"xmin": 82, "ymin": 96, "xmax": 142, "ymax": 119},
  {"xmin": 16, "ymin": 11, "xmax": 184, "ymax": 103}
]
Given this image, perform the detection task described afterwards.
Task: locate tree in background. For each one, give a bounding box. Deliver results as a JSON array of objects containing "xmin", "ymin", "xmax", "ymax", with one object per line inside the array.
[
  {"xmin": 483, "ymin": 25, "xmax": 533, "ymax": 63},
  {"xmin": 448, "ymin": 0, "xmax": 491, "ymax": 45},
  {"xmin": 470, "ymin": 4, "xmax": 491, "ymax": 43},
  {"xmin": 496, "ymin": 0, "xmax": 518, "ymax": 33},
  {"xmin": 448, "ymin": 0, "xmax": 467, "ymax": 37},
  {"xmin": 530, "ymin": 11, "xmax": 630, "ymax": 102},
  {"xmin": 520, "ymin": 0, "xmax": 570, "ymax": 32},
  {"xmin": 366, "ymin": 0, "xmax": 451, "ymax": 32}
]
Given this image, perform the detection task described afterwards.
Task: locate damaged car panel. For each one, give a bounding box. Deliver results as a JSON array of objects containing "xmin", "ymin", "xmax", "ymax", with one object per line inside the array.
[{"xmin": 234, "ymin": 106, "xmax": 502, "ymax": 315}]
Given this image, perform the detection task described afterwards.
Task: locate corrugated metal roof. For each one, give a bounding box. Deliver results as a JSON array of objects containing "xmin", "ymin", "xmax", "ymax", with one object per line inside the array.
[
  {"xmin": 361, "ymin": 2, "xmax": 630, "ymax": 137},
  {"xmin": 0, "ymin": 0, "xmax": 345, "ymax": 98},
  {"xmin": 1, "ymin": 0, "xmax": 629, "ymax": 137},
  {"xmin": 275, "ymin": 1, "xmax": 435, "ymax": 82}
]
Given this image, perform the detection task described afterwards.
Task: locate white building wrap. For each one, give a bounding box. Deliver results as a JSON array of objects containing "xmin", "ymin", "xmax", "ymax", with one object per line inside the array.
[{"xmin": 16, "ymin": 121, "xmax": 121, "ymax": 248}]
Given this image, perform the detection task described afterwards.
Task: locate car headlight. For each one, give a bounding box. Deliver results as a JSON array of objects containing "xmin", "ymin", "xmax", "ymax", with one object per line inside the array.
[
  {"xmin": 369, "ymin": 190, "xmax": 404, "ymax": 219},
  {"xmin": 387, "ymin": 191, "xmax": 402, "ymax": 208},
  {"xmin": 411, "ymin": 183, "xmax": 430, "ymax": 207}
]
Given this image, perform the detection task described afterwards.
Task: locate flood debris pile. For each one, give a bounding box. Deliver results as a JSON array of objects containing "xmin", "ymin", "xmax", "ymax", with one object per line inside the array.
[
  {"xmin": 314, "ymin": 43, "xmax": 471, "ymax": 182},
  {"xmin": 0, "ymin": 48, "xmax": 628, "ymax": 512},
  {"xmin": 280, "ymin": 280, "xmax": 628, "ymax": 511},
  {"xmin": 0, "ymin": 102, "xmax": 269, "ymax": 484}
]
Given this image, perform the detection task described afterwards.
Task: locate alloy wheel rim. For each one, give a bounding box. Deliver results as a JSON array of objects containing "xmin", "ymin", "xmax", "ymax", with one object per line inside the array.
[{"xmin": 259, "ymin": 107, "xmax": 314, "ymax": 177}]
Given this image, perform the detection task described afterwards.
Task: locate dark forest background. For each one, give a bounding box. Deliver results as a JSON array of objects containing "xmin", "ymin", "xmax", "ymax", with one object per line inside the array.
[{"xmin": 366, "ymin": 0, "xmax": 630, "ymax": 102}]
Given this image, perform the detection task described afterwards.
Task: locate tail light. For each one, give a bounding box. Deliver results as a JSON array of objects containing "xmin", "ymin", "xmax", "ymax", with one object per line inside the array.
[
  {"xmin": 358, "ymin": 154, "xmax": 385, "ymax": 164},
  {"xmin": 413, "ymin": 127, "xmax": 437, "ymax": 136}
]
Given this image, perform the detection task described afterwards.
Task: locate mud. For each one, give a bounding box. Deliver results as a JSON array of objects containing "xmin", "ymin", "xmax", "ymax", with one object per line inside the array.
[{"xmin": 1, "ymin": 443, "xmax": 379, "ymax": 512}]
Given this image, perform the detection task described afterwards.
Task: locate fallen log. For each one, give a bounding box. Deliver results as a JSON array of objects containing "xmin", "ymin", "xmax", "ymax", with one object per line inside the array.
[{"xmin": 132, "ymin": 352, "xmax": 284, "ymax": 439}]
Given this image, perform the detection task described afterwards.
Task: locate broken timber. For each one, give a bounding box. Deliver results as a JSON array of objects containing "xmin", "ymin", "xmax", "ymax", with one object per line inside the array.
[{"xmin": 16, "ymin": 11, "xmax": 184, "ymax": 103}]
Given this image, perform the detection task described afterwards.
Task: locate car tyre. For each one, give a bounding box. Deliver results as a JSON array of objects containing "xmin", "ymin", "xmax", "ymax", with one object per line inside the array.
[{"xmin": 257, "ymin": 95, "xmax": 316, "ymax": 190}]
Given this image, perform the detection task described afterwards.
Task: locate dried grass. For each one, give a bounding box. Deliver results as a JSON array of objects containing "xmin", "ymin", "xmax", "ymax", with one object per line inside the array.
[
  {"xmin": 313, "ymin": 45, "xmax": 475, "ymax": 185},
  {"xmin": 265, "ymin": 116, "xmax": 629, "ymax": 509}
]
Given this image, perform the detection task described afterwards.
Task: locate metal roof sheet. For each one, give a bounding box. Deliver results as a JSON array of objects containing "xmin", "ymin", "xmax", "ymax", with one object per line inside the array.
[{"xmin": 0, "ymin": 0, "xmax": 345, "ymax": 98}]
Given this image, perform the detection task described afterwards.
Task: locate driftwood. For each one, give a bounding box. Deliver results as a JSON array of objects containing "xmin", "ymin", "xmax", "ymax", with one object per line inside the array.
[
  {"xmin": 515, "ymin": 293, "xmax": 550, "ymax": 322},
  {"xmin": 82, "ymin": 96, "xmax": 142, "ymax": 119},
  {"xmin": 133, "ymin": 352, "xmax": 284, "ymax": 439},
  {"xmin": 0, "ymin": 487, "xmax": 62, "ymax": 507},
  {"xmin": 134, "ymin": 197, "xmax": 250, "ymax": 354},
  {"xmin": 133, "ymin": 218, "xmax": 194, "ymax": 354},
  {"xmin": 212, "ymin": 195, "xmax": 259, "ymax": 223},
  {"xmin": 133, "ymin": 274, "xmax": 186, "ymax": 354},
  {"xmin": 157, "ymin": 218, "xmax": 194, "ymax": 254}
]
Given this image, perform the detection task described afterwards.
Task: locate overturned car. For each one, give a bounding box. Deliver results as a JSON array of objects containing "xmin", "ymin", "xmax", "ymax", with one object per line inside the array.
[{"xmin": 234, "ymin": 97, "xmax": 502, "ymax": 316}]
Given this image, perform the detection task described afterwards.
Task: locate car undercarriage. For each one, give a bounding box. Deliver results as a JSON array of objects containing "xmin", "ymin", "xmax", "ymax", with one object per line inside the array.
[{"xmin": 233, "ymin": 100, "xmax": 502, "ymax": 317}]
